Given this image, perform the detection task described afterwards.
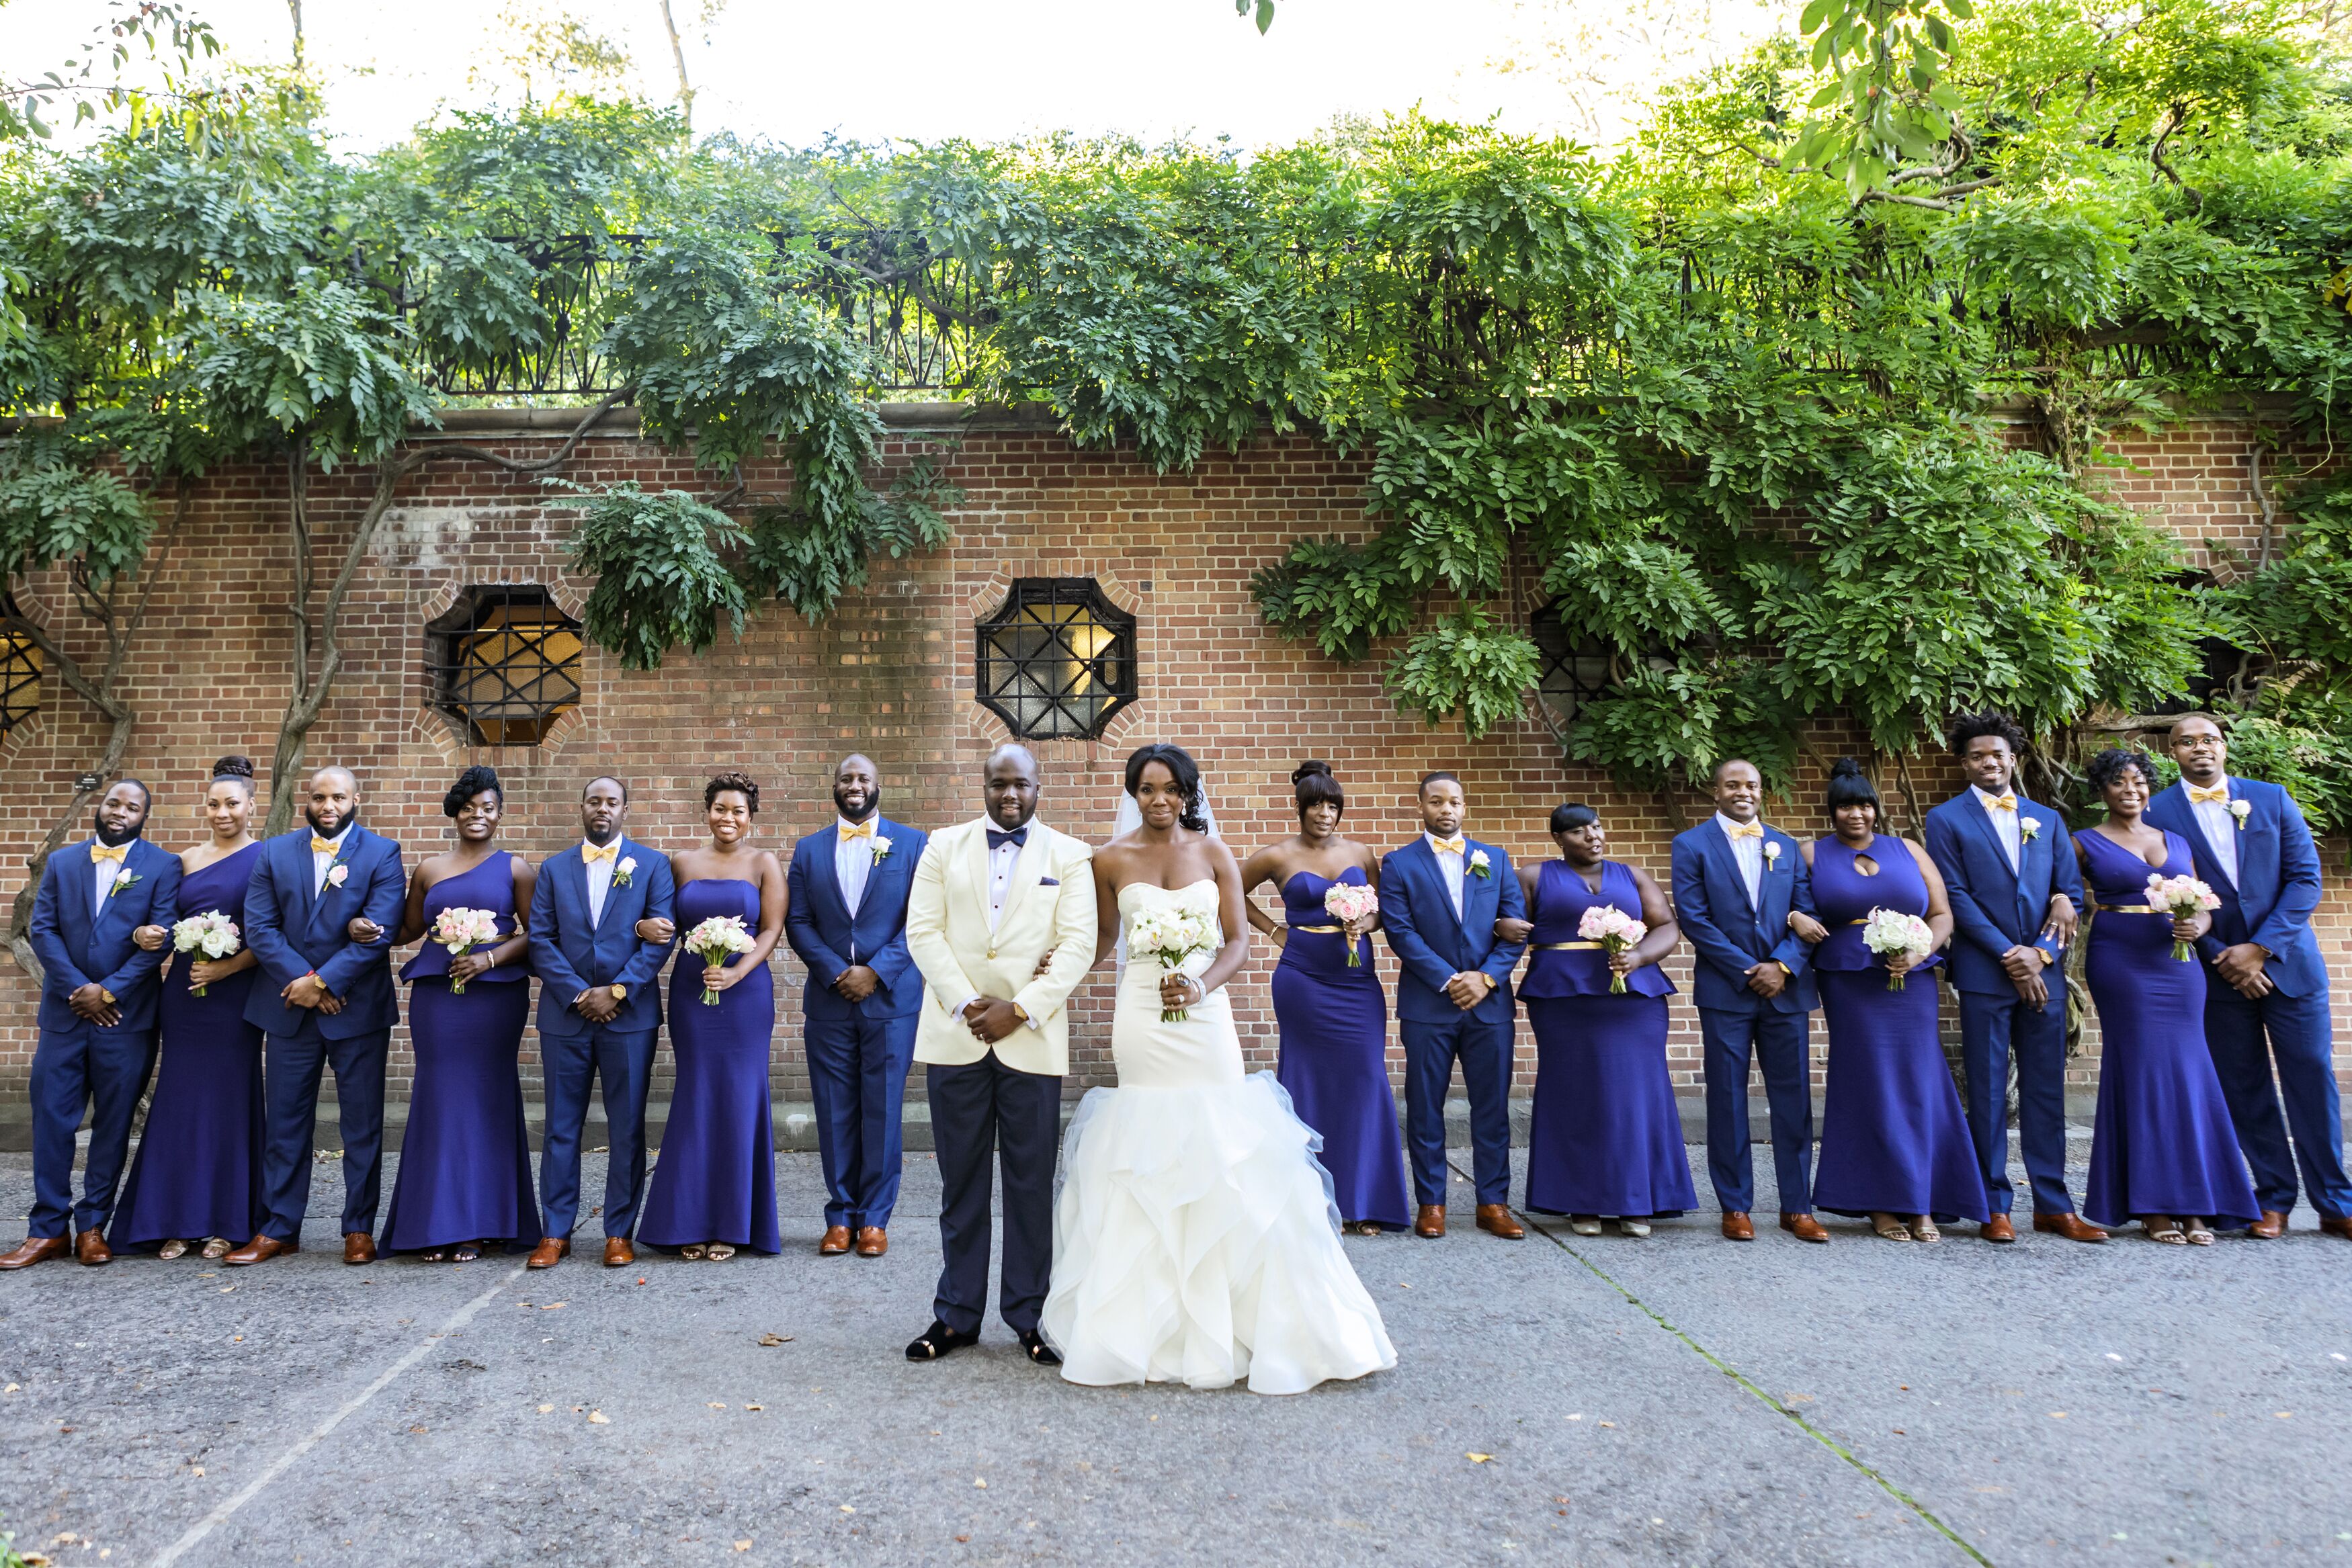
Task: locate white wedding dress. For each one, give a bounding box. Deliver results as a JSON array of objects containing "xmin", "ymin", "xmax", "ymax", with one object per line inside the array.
[{"xmin": 1041, "ymin": 880, "xmax": 1398, "ymax": 1395}]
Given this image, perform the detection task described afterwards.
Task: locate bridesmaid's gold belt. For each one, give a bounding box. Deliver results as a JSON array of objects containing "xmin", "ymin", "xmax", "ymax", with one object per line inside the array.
[
  {"xmin": 2097, "ymin": 904, "xmax": 2158, "ymax": 914},
  {"xmin": 1536, "ymin": 941, "xmax": 1603, "ymax": 950},
  {"xmin": 1292, "ymin": 923, "xmax": 1344, "ymax": 934}
]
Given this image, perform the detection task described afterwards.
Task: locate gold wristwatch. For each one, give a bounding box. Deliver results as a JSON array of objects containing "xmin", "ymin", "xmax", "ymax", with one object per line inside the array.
[{"xmin": 609, "ymin": 984, "xmax": 628, "ymax": 1001}]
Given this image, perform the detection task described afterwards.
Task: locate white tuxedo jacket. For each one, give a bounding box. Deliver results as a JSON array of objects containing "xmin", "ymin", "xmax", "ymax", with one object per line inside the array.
[{"xmin": 905, "ymin": 816, "xmax": 1099, "ymax": 1076}]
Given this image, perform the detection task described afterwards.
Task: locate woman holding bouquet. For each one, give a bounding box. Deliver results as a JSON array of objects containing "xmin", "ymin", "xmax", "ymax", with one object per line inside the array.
[
  {"xmin": 380, "ymin": 765, "xmax": 540, "ymax": 1260},
  {"xmin": 112, "ymin": 757, "xmax": 268, "ymax": 1258},
  {"xmin": 636, "ymin": 771, "xmax": 785, "ymax": 1259},
  {"xmin": 1241, "ymin": 761, "xmax": 1409, "ymax": 1233},
  {"xmin": 2071, "ymin": 748, "xmax": 2259, "ymax": 1244},
  {"xmin": 1503, "ymin": 802, "xmax": 1691, "ymax": 1235},
  {"xmin": 1790, "ymin": 760, "xmax": 1982, "ymax": 1241}
]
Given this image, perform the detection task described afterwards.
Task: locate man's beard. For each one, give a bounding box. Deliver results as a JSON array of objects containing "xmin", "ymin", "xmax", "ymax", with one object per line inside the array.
[
  {"xmin": 584, "ymin": 821, "xmax": 621, "ymax": 847},
  {"xmin": 835, "ymin": 787, "xmax": 880, "ymax": 824},
  {"xmin": 91, "ymin": 811, "xmax": 144, "ymax": 847},
  {"xmin": 305, "ymin": 804, "xmax": 358, "ymax": 837}
]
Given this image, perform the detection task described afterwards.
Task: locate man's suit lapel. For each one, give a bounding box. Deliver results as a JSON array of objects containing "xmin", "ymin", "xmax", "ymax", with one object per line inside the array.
[
  {"xmin": 1459, "ymin": 838, "xmax": 1497, "ymax": 937},
  {"xmin": 1956, "ymin": 791, "xmax": 2019, "ymax": 890},
  {"xmin": 57, "ymin": 842, "xmax": 95, "ymax": 958},
  {"xmin": 1703, "ymin": 822, "xmax": 1759, "ymax": 927},
  {"xmin": 306, "ymin": 825, "xmax": 366, "ymax": 940},
  {"xmin": 993, "ymin": 823, "xmax": 1050, "ymax": 937},
  {"xmin": 808, "ymin": 825, "xmax": 850, "ymax": 932},
  {"xmin": 1757, "ymin": 829, "xmax": 1790, "ymax": 930}
]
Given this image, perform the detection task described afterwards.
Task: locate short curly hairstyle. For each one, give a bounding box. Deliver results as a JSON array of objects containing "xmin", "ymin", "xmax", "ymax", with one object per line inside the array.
[
  {"xmin": 1947, "ymin": 711, "xmax": 2027, "ymax": 758},
  {"xmin": 443, "ymin": 765, "xmax": 503, "ymax": 818},
  {"xmin": 2085, "ymin": 747, "xmax": 2158, "ymax": 795},
  {"xmin": 704, "ymin": 771, "xmax": 760, "ymax": 814}
]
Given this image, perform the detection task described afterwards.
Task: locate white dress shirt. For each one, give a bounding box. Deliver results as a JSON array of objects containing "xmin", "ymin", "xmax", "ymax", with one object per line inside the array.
[
  {"xmin": 91, "ymin": 844, "xmax": 126, "ymax": 915},
  {"xmin": 835, "ymin": 818, "xmax": 875, "ymax": 919},
  {"xmin": 1714, "ymin": 812, "xmax": 1765, "ymax": 906},
  {"xmin": 1426, "ymin": 832, "xmax": 1467, "ymax": 919},
  {"xmin": 583, "ymin": 842, "xmax": 616, "ymax": 927},
  {"xmin": 311, "ymin": 823, "xmax": 351, "ymax": 894},
  {"xmin": 1972, "ymin": 785, "xmax": 2023, "ymax": 874},
  {"xmin": 2189, "ymin": 785, "xmax": 2240, "ymax": 886}
]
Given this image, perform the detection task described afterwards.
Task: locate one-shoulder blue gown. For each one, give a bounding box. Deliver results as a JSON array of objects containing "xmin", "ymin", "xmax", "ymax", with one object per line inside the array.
[{"xmin": 1270, "ymin": 867, "xmax": 1409, "ymax": 1231}]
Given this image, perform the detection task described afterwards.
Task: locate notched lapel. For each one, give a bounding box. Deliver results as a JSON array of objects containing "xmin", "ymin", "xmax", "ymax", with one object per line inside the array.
[
  {"xmin": 993, "ymin": 825, "xmax": 1050, "ymax": 937},
  {"xmin": 1704, "ymin": 824, "xmax": 1758, "ymax": 924}
]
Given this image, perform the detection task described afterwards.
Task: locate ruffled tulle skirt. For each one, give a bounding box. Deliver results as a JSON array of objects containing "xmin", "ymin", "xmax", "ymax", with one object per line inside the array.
[{"xmin": 1041, "ymin": 1070, "xmax": 1398, "ymax": 1395}]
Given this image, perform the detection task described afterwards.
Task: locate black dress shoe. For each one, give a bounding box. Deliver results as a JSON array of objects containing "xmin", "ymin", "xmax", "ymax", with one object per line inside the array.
[
  {"xmin": 905, "ymin": 1319, "xmax": 978, "ymax": 1362},
  {"xmin": 1017, "ymin": 1330, "xmax": 1062, "ymax": 1367}
]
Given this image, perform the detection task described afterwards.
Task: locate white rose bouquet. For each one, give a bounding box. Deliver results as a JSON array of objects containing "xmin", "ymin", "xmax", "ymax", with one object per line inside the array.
[
  {"xmin": 430, "ymin": 906, "xmax": 504, "ymax": 994},
  {"xmin": 1577, "ymin": 904, "xmax": 1647, "ymax": 994},
  {"xmin": 2144, "ymin": 873, "xmax": 2221, "ymax": 962},
  {"xmin": 685, "ymin": 914, "xmax": 756, "ymax": 1005},
  {"xmin": 1127, "ymin": 904, "xmax": 1219, "ymax": 1021},
  {"xmin": 1860, "ymin": 908, "xmax": 1935, "ymax": 992},
  {"xmin": 171, "ymin": 910, "xmax": 241, "ymax": 997},
  {"xmin": 1322, "ymin": 882, "xmax": 1380, "ymax": 967}
]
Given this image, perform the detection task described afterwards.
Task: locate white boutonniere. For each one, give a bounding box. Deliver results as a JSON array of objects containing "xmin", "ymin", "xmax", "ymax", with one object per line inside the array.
[
  {"xmin": 1468, "ymin": 848, "xmax": 1492, "ymax": 879},
  {"xmin": 325, "ymin": 863, "xmax": 349, "ymax": 889},
  {"xmin": 1762, "ymin": 840, "xmax": 1781, "ymax": 869},
  {"xmin": 614, "ymin": 855, "xmax": 637, "ymax": 887},
  {"xmin": 870, "ymin": 835, "xmax": 894, "ymax": 865},
  {"xmin": 2228, "ymin": 798, "xmax": 2252, "ymax": 830},
  {"xmin": 2019, "ymin": 818, "xmax": 2041, "ymax": 843},
  {"xmin": 111, "ymin": 869, "xmax": 140, "ymax": 896}
]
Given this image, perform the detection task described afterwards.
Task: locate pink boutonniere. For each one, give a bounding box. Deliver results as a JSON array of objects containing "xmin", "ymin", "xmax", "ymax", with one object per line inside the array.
[{"xmin": 325, "ymin": 863, "xmax": 349, "ymax": 889}]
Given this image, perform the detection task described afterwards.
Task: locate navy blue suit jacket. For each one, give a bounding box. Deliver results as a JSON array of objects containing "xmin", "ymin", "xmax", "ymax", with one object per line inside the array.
[
  {"xmin": 1922, "ymin": 789, "xmax": 2079, "ymax": 996},
  {"xmin": 1379, "ymin": 836, "xmax": 1526, "ymax": 1027},
  {"xmin": 29, "ymin": 837, "xmax": 182, "ymax": 1034},
  {"xmin": 785, "ymin": 818, "xmax": 927, "ymax": 1021},
  {"xmin": 1669, "ymin": 818, "xmax": 1817, "ymax": 1015},
  {"xmin": 527, "ymin": 836, "xmax": 677, "ymax": 1039},
  {"xmin": 2146, "ymin": 777, "xmax": 2326, "ymax": 1000},
  {"xmin": 241, "ymin": 825, "xmax": 405, "ymax": 1040}
]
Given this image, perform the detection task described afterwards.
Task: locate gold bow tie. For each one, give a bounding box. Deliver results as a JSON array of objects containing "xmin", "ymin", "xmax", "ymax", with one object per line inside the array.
[
  {"xmin": 1985, "ymin": 793, "xmax": 2017, "ymax": 812},
  {"xmin": 91, "ymin": 842, "xmax": 128, "ymax": 864},
  {"xmin": 1723, "ymin": 820, "xmax": 1763, "ymax": 840},
  {"xmin": 1431, "ymin": 836, "xmax": 1466, "ymax": 856},
  {"xmin": 2188, "ymin": 785, "xmax": 2231, "ymax": 804},
  {"xmin": 311, "ymin": 836, "xmax": 342, "ymax": 855},
  {"xmin": 581, "ymin": 841, "xmax": 618, "ymax": 864},
  {"xmin": 840, "ymin": 820, "xmax": 874, "ymax": 840}
]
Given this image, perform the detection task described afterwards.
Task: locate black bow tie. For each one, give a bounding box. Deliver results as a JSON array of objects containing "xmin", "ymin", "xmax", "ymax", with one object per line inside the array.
[{"xmin": 987, "ymin": 827, "xmax": 1029, "ymax": 851}]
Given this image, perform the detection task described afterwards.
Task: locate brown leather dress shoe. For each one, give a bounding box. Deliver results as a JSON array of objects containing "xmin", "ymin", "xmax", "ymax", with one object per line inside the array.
[
  {"xmin": 1779, "ymin": 1212, "xmax": 1830, "ymax": 1244},
  {"xmin": 1414, "ymin": 1204, "xmax": 1446, "ymax": 1239},
  {"xmin": 0, "ymin": 1235, "xmax": 69, "ymax": 1271},
  {"xmin": 603, "ymin": 1237, "xmax": 635, "ymax": 1267},
  {"xmin": 75, "ymin": 1230, "xmax": 113, "ymax": 1266},
  {"xmin": 2033, "ymin": 1211, "xmax": 2109, "ymax": 1243},
  {"xmin": 1980, "ymin": 1214, "xmax": 2016, "ymax": 1244},
  {"xmin": 2320, "ymin": 1215, "xmax": 2352, "ymax": 1241},
  {"xmin": 1474, "ymin": 1204, "xmax": 1524, "ymax": 1239},
  {"xmin": 1720, "ymin": 1211, "xmax": 1754, "ymax": 1241},
  {"xmin": 819, "ymin": 1225, "xmax": 853, "ymax": 1256},
  {"xmin": 2248, "ymin": 1209, "xmax": 2287, "ymax": 1240},
  {"xmin": 526, "ymin": 1237, "xmax": 571, "ymax": 1270},
  {"xmin": 343, "ymin": 1231, "xmax": 377, "ymax": 1265},
  {"xmin": 855, "ymin": 1226, "xmax": 888, "ymax": 1258},
  {"xmin": 223, "ymin": 1235, "xmax": 296, "ymax": 1266}
]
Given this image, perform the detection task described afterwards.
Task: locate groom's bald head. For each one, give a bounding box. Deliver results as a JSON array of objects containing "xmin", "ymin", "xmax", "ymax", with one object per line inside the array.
[{"xmin": 984, "ymin": 744, "xmax": 1040, "ymax": 831}]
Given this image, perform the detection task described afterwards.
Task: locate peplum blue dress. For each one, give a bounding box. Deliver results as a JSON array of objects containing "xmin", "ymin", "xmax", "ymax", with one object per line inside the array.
[
  {"xmin": 1269, "ymin": 867, "xmax": 1410, "ymax": 1231},
  {"xmin": 2075, "ymin": 828, "xmax": 2260, "ymax": 1229},
  {"xmin": 639, "ymin": 878, "xmax": 781, "ymax": 1254},
  {"xmin": 1520, "ymin": 859, "xmax": 1695, "ymax": 1219},
  {"xmin": 110, "ymin": 841, "xmax": 267, "ymax": 1250},
  {"xmin": 381, "ymin": 851, "xmax": 540, "ymax": 1252},
  {"xmin": 1806, "ymin": 835, "xmax": 1986, "ymax": 1224}
]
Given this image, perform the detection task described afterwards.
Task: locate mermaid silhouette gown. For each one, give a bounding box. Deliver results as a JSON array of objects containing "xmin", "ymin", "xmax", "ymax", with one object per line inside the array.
[
  {"xmin": 110, "ymin": 842, "xmax": 267, "ymax": 1250},
  {"xmin": 1270, "ymin": 867, "xmax": 1409, "ymax": 1231},
  {"xmin": 1806, "ymin": 835, "xmax": 1987, "ymax": 1224},
  {"xmin": 1043, "ymin": 879, "xmax": 1396, "ymax": 1395},
  {"xmin": 1520, "ymin": 858, "xmax": 1696, "ymax": 1219},
  {"xmin": 2074, "ymin": 828, "xmax": 2259, "ymax": 1229},
  {"xmin": 382, "ymin": 851, "xmax": 541, "ymax": 1252},
  {"xmin": 638, "ymin": 878, "xmax": 782, "ymax": 1254}
]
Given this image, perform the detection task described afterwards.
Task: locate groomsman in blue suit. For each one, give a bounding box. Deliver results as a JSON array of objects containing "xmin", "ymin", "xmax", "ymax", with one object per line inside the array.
[
  {"xmin": 786, "ymin": 754, "xmax": 929, "ymax": 1258},
  {"xmin": 1669, "ymin": 758, "xmax": 1825, "ymax": 1243},
  {"xmin": 1380, "ymin": 772, "xmax": 1527, "ymax": 1241},
  {"xmin": 1922, "ymin": 712, "xmax": 2103, "ymax": 1244},
  {"xmin": 224, "ymin": 767, "xmax": 406, "ymax": 1266},
  {"xmin": 526, "ymin": 775, "xmax": 677, "ymax": 1270},
  {"xmin": 0, "ymin": 781, "xmax": 181, "ymax": 1270},
  {"xmin": 2149, "ymin": 713, "xmax": 2351, "ymax": 1240}
]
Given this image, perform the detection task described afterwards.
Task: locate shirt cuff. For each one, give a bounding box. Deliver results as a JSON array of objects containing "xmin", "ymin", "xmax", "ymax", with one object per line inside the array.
[{"xmin": 956, "ymin": 994, "xmax": 979, "ymax": 1018}]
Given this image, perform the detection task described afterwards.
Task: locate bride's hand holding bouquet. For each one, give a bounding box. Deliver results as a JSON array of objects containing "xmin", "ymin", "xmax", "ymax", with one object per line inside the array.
[{"xmin": 1130, "ymin": 904, "xmax": 1219, "ymax": 1022}]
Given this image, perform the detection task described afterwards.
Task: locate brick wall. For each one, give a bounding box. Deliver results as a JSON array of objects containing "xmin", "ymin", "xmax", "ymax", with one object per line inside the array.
[{"xmin": 1, "ymin": 404, "xmax": 2344, "ymax": 1104}]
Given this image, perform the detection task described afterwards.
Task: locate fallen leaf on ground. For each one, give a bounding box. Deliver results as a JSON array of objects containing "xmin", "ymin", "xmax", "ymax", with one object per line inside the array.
[
  {"xmin": 191, "ymin": 1467, "xmax": 204, "ymax": 1477},
  {"xmin": 732, "ymin": 1542, "xmax": 750, "ymax": 1552},
  {"xmin": 839, "ymin": 1505, "xmax": 855, "ymax": 1514},
  {"xmin": 3, "ymin": 1383, "xmax": 17, "ymax": 1393},
  {"xmin": 744, "ymin": 1403, "xmax": 763, "ymax": 1412},
  {"xmin": 1466, "ymin": 1452, "xmax": 1492, "ymax": 1463},
  {"xmin": 758, "ymin": 1334, "xmax": 792, "ymax": 1346},
  {"xmin": 409, "ymin": 1425, "xmax": 427, "ymax": 1434},
  {"xmin": 542, "ymin": 1303, "xmax": 567, "ymax": 1311},
  {"xmin": 974, "ymin": 1478, "xmax": 987, "ymax": 1488},
  {"xmin": 2048, "ymin": 1411, "xmax": 2067, "ymax": 1419},
  {"xmin": 587, "ymin": 1411, "xmax": 610, "ymax": 1424},
  {"xmin": 1598, "ymin": 1422, "xmax": 1616, "ymax": 1429}
]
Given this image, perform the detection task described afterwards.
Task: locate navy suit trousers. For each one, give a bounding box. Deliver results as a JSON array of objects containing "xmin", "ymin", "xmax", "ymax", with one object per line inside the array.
[
  {"xmin": 927, "ymin": 1055, "xmax": 1060, "ymax": 1336},
  {"xmin": 260, "ymin": 1024, "xmax": 389, "ymax": 1241},
  {"xmin": 2203, "ymin": 984, "xmax": 2349, "ymax": 1221},
  {"xmin": 27, "ymin": 1025, "xmax": 155, "ymax": 1237},
  {"xmin": 807, "ymin": 1009, "xmax": 917, "ymax": 1230},
  {"xmin": 1956, "ymin": 985, "xmax": 2074, "ymax": 1217},
  {"xmin": 1699, "ymin": 1006, "xmax": 1813, "ymax": 1215},
  {"xmin": 538, "ymin": 1026, "xmax": 659, "ymax": 1239},
  {"xmin": 1400, "ymin": 1013, "xmax": 1515, "ymax": 1207}
]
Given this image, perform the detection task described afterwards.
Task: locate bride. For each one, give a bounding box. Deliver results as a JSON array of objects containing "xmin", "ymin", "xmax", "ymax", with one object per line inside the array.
[{"xmin": 1040, "ymin": 744, "xmax": 1396, "ymax": 1394}]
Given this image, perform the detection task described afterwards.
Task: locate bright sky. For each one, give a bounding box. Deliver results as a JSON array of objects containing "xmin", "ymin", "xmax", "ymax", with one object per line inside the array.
[{"xmin": 4, "ymin": 0, "xmax": 1794, "ymax": 152}]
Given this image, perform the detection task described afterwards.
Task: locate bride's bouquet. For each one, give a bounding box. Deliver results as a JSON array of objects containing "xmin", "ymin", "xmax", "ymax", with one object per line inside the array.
[
  {"xmin": 1860, "ymin": 907, "xmax": 1935, "ymax": 991},
  {"xmin": 1128, "ymin": 904, "xmax": 1219, "ymax": 1022},
  {"xmin": 1322, "ymin": 882, "xmax": 1379, "ymax": 967},
  {"xmin": 1576, "ymin": 904, "xmax": 1646, "ymax": 994},
  {"xmin": 2144, "ymin": 872, "xmax": 2221, "ymax": 961},
  {"xmin": 430, "ymin": 906, "xmax": 503, "ymax": 994},
  {"xmin": 685, "ymin": 914, "xmax": 756, "ymax": 1004},
  {"xmin": 171, "ymin": 910, "xmax": 241, "ymax": 997}
]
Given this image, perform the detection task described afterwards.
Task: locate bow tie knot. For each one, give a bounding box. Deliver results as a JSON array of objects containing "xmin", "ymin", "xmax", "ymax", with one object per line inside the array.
[
  {"xmin": 841, "ymin": 820, "xmax": 875, "ymax": 840},
  {"xmin": 1984, "ymin": 792, "xmax": 2018, "ymax": 812},
  {"xmin": 90, "ymin": 842, "xmax": 128, "ymax": 864},
  {"xmin": 986, "ymin": 826, "xmax": 1029, "ymax": 852},
  {"xmin": 1723, "ymin": 820, "xmax": 1764, "ymax": 841},
  {"xmin": 1431, "ymin": 836, "xmax": 1467, "ymax": 856},
  {"xmin": 310, "ymin": 835, "xmax": 343, "ymax": 855},
  {"xmin": 581, "ymin": 841, "xmax": 618, "ymax": 864},
  {"xmin": 2187, "ymin": 784, "xmax": 2232, "ymax": 805}
]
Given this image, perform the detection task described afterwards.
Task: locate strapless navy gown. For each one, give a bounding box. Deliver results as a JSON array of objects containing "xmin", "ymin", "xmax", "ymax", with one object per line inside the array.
[
  {"xmin": 640, "ymin": 878, "xmax": 781, "ymax": 1253},
  {"xmin": 1806, "ymin": 835, "xmax": 1986, "ymax": 1224},
  {"xmin": 2076, "ymin": 829, "xmax": 2259, "ymax": 1229},
  {"xmin": 110, "ymin": 842, "xmax": 267, "ymax": 1250},
  {"xmin": 1269, "ymin": 867, "xmax": 1409, "ymax": 1230},
  {"xmin": 381, "ymin": 851, "xmax": 541, "ymax": 1252},
  {"xmin": 1519, "ymin": 859, "xmax": 1695, "ymax": 1218}
]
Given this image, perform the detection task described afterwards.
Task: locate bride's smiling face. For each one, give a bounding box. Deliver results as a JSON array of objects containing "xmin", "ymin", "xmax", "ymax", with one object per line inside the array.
[{"xmin": 1131, "ymin": 762, "xmax": 1187, "ymax": 832}]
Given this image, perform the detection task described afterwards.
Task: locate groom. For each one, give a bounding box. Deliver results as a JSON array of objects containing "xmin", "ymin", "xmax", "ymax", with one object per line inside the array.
[{"xmin": 901, "ymin": 743, "xmax": 1098, "ymax": 1364}]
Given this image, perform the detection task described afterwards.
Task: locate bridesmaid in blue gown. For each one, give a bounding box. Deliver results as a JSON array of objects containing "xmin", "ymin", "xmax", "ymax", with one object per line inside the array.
[
  {"xmin": 638, "ymin": 771, "xmax": 786, "ymax": 1259},
  {"xmin": 2072, "ymin": 748, "xmax": 2260, "ymax": 1245},
  {"xmin": 1792, "ymin": 759, "xmax": 1986, "ymax": 1241},
  {"xmin": 380, "ymin": 766, "xmax": 541, "ymax": 1260},
  {"xmin": 1504, "ymin": 802, "xmax": 1693, "ymax": 1237},
  {"xmin": 112, "ymin": 757, "xmax": 268, "ymax": 1258},
  {"xmin": 1241, "ymin": 761, "xmax": 1410, "ymax": 1233}
]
